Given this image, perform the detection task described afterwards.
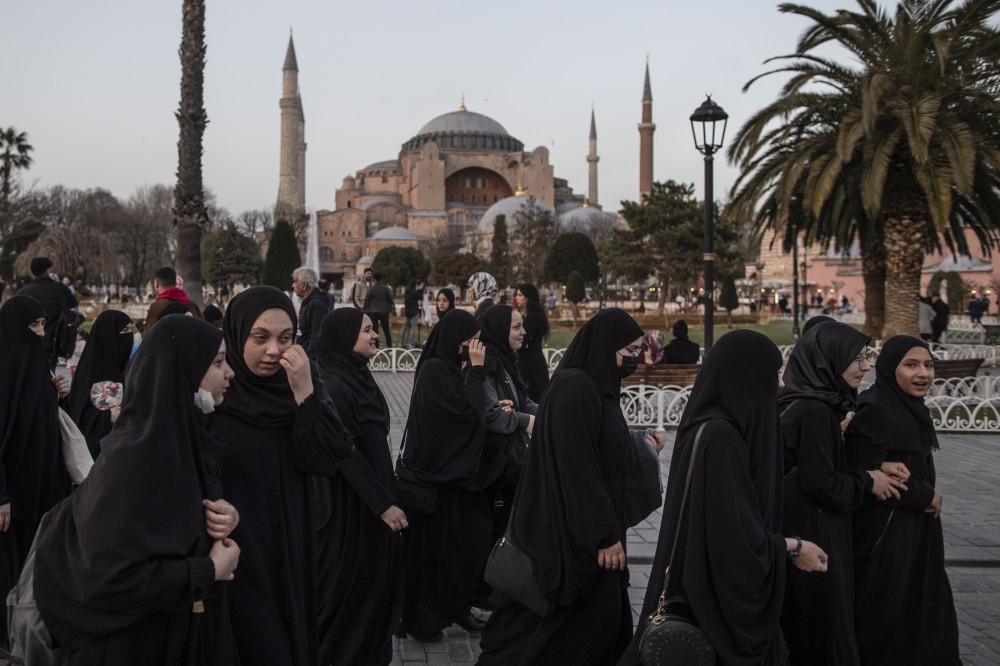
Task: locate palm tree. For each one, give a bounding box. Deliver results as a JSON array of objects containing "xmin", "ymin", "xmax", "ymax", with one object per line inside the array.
[
  {"xmin": 0, "ymin": 128, "xmax": 33, "ymax": 203},
  {"xmin": 174, "ymin": 0, "xmax": 209, "ymax": 307},
  {"xmin": 729, "ymin": 0, "xmax": 1000, "ymax": 337}
]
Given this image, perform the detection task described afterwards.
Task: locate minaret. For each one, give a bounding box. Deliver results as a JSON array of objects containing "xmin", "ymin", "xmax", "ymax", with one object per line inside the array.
[
  {"xmin": 587, "ymin": 107, "xmax": 600, "ymax": 207},
  {"xmin": 277, "ymin": 34, "xmax": 306, "ymax": 218},
  {"xmin": 638, "ymin": 60, "xmax": 656, "ymax": 199}
]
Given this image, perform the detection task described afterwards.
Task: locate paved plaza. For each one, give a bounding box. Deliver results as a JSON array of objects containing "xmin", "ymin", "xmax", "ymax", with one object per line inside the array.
[{"xmin": 374, "ymin": 371, "xmax": 1000, "ymax": 665}]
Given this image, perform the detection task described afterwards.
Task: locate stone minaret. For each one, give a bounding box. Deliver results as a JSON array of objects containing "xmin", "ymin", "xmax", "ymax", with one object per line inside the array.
[
  {"xmin": 587, "ymin": 108, "xmax": 600, "ymax": 207},
  {"xmin": 277, "ymin": 35, "xmax": 306, "ymax": 218},
  {"xmin": 638, "ymin": 61, "xmax": 656, "ymax": 198}
]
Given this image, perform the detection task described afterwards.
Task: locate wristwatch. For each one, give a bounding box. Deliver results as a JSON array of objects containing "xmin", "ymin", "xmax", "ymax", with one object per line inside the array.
[{"xmin": 788, "ymin": 536, "xmax": 803, "ymax": 558}]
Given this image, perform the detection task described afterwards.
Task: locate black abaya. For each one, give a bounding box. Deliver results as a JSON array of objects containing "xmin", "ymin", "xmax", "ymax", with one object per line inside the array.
[
  {"xmin": 478, "ymin": 307, "xmax": 643, "ymax": 665},
  {"xmin": 620, "ymin": 329, "xmax": 788, "ymax": 666},
  {"xmin": 33, "ymin": 314, "xmax": 237, "ymax": 665},
  {"xmin": 67, "ymin": 309, "xmax": 133, "ymax": 458},
  {"xmin": 517, "ymin": 310, "xmax": 550, "ymax": 402},
  {"xmin": 212, "ymin": 286, "xmax": 390, "ymax": 666},
  {"xmin": 314, "ymin": 308, "xmax": 400, "ymax": 666},
  {"xmin": 844, "ymin": 336, "xmax": 960, "ymax": 665},
  {"xmin": 778, "ymin": 322, "xmax": 871, "ymax": 665}
]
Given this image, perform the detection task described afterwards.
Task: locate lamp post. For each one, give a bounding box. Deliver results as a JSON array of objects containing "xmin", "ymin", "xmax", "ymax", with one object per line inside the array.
[
  {"xmin": 690, "ymin": 95, "xmax": 728, "ymax": 352},
  {"xmin": 790, "ymin": 195, "xmax": 801, "ymax": 339}
]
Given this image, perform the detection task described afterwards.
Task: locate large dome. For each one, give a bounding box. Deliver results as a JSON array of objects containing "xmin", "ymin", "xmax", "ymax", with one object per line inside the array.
[
  {"xmin": 403, "ymin": 107, "xmax": 524, "ymax": 153},
  {"xmin": 478, "ymin": 195, "xmax": 553, "ymax": 233},
  {"xmin": 371, "ymin": 226, "xmax": 419, "ymax": 241}
]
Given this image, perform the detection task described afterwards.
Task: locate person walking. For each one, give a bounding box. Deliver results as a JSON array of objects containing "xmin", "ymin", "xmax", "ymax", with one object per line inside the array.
[
  {"xmin": 512, "ymin": 283, "xmax": 550, "ymax": 402},
  {"xmin": 400, "ymin": 279, "xmax": 425, "ymax": 348},
  {"xmin": 143, "ymin": 266, "xmax": 202, "ymax": 332},
  {"xmin": 351, "ymin": 267, "xmax": 374, "ymax": 310},
  {"xmin": 931, "ymin": 295, "xmax": 949, "ymax": 343},
  {"xmin": 364, "ymin": 271, "xmax": 395, "ymax": 347},
  {"xmin": 291, "ymin": 266, "xmax": 331, "ymax": 360},
  {"xmin": 15, "ymin": 256, "xmax": 78, "ymax": 370}
]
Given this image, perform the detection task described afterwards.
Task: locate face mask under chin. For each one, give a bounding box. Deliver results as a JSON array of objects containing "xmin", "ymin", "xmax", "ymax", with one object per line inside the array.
[{"xmin": 193, "ymin": 388, "xmax": 216, "ymax": 414}]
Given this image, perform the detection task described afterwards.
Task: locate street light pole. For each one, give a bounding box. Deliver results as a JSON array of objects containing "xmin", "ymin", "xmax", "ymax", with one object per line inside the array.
[
  {"xmin": 790, "ymin": 195, "xmax": 801, "ymax": 339},
  {"xmin": 690, "ymin": 96, "xmax": 728, "ymax": 353}
]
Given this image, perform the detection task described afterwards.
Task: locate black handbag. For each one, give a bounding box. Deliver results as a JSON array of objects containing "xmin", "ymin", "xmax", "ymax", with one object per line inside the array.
[
  {"xmin": 639, "ymin": 422, "xmax": 715, "ymax": 666},
  {"xmin": 483, "ymin": 503, "xmax": 554, "ymax": 617},
  {"xmin": 393, "ymin": 428, "xmax": 439, "ymax": 515}
]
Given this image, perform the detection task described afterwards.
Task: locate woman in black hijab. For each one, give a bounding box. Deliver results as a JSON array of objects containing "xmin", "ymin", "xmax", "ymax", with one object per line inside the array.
[
  {"xmin": 202, "ymin": 304, "xmax": 224, "ymax": 329},
  {"xmin": 621, "ymin": 330, "xmax": 829, "ymax": 666},
  {"xmin": 314, "ymin": 309, "xmax": 406, "ymax": 665},
  {"xmin": 478, "ymin": 308, "xmax": 643, "ymax": 664},
  {"xmin": 778, "ymin": 322, "xmax": 904, "ymax": 665},
  {"xmin": 513, "ymin": 283, "xmax": 550, "ymax": 401},
  {"xmin": 399, "ymin": 309, "xmax": 496, "ymax": 641},
  {"xmin": 0, "ymin": 295, "xmax": 71, "ymax": 629},
  {"xmin": 211, "ymin": 286, "xmax": 394, "ymax": 665},
  {"xmin": 435, "ymin": 288, "xmax": 456, "ymax": 321},
  {"xmin": 67, "ymin": 309, "xmax": 134, "ymax": 458},
  {"xmin": 34, "ymin": 314, "xmax": 240, "ymax": 664},
  {"xmin": 844, "ymin": 336, "xmax": 960, "ymax": 665}
]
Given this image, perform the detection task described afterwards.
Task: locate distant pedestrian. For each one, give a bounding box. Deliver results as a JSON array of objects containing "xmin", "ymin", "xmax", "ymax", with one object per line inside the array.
[
  {"xmin": 16, "ymin": 256, "xmax": 79, "ymax": 370},
  {"xmin": 661, "ymin": 319, "xmax": 701, "ymax": 364},
  {"xmin": 435, "ymin": 288, "xmax": 456, "ymax": 323},
  {"xmin": 918, "ymin": 296, "xmax": 935, "ymax": 342},
  {"xmin": 512, "ymin": 283, "xmax": 550, "ymax": 402},
  {"xmin": 469, "ymin": 272, "xmax": 498, "ymax": 319},
  {"xmin": 143, "ymin": 266, "xmax": 202, "ymax": 332},
  {"xmin": 400, "ymin": 278, "xmax": 425, "ymax": 348},
  {"xmin": 351, "ymin": 267, "xmax": 374, "ymax": 310},
  {"xmin": 931, "ymin": 295, "xmax": 949, "ymax": 343},
  {"xmin": 364, "ymin": 271, "xmax": 395, "ymax": 347},
  {"xmin": 291, "ymin": 266, "xmax": 331, "ymax": 360}
]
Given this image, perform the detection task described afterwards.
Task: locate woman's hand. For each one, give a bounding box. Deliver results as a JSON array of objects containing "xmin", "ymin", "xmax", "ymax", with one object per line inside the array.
[
  {"xmin": 880, "ymin": 461, "xmax": 910, "ymax": 483},
  {"xmin": 279, "ymin": 345, "xmax": 314, "ymax": 404},
  {"xmin": 203, "ymin": 499, "xmax": 240, "ymax": 539},
  {"xmin": 468, "ymin": 339, "xmax": 486, "ymax": 367},
  {"xmin": 925, "ymin": 490, "xmax": 943, "ymax": 518},
  {"xmin": 498, "ymin": 399, "xmax": 513, "ymax": 412},
  {"xmin": 51, "ymin": 374, "xmax": 70, "ymax": 398},
  {"xmin": 109, "ymin": 405, "xmax": 122, "ymax": 424},
  {"xmin": 868, "ymin": 470, "xmax": 907, "ymax": 500},
  {"xmin": 526, "ymin": 414, "xmax": 535, "ymax": 436},
  {"xmin": 380, "ymin": 505, "xmax": 408, "ymax": 532},
  {"xmin": 209, "ymin": 538, "xmax": 240, "ymax": 581},
  {"xmin": 0, "ymin": 503, "xmax": 10, "ymax": 532},
  {"xmin": 789, "ymin": 539, "xmax": 828, "ymax": 572},
  {"xmin": 646, "ymin": 431, "xmax": 665, "ymax": 454},
  {"xmin": 597, "ymin": 541, "xmax": 626, "ymax": 570}
]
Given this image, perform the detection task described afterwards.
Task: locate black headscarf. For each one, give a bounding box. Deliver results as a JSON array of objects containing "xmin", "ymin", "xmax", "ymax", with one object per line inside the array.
[
  {"xmin": 68, "ymin": 310, "xmax": 134, "ymax": 448},
  {"xmin": 35, "ymin": 315, "xmax": 226, "ymax": 648},
  {"xmin": 553, "ymin": 307, "xmax": 643, "ymax": 397},
  {"xmin": 435, "ymin": 288, "xmax": 456, "ymax": 316},
  {"xmin": 160, "ymin": 300, "xmax": 192, "ymax": 318},
  {"xmin": 0, "ymin": 296, "xmax": 66, "ymax": 522},
  {"xmin": 203, "ymin": 304, "xmax": 224, "ymax": 328},
  {"xmin": 415, "ymin": 309, "xmax": 480, "ymax": 376},
  {"xmin": 802, "ymin": 314, "xmax": 835, "ymax": 335},
  {"xmin": 849, "ymin": 335, "xmax": 938, "ymax": 453},
  {"xmin": 316, "ymin": 309, "xmax": 389, "ymax": 438},
  {"xmin": 780, "ymin": 321, "xmax": 870, "ymax": 417},
  {"xmin": 478, "ymin": 304, "xmax": 529, "ymax": 398},
  {"xmin": 217, "ymin": 286, "xmax": 298, "ymax": 428}
]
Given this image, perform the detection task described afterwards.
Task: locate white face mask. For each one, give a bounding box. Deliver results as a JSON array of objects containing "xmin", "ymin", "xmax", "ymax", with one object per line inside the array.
[{"xmin": 193, "ymin": 388, "xmax": 216, "ymax": 414}]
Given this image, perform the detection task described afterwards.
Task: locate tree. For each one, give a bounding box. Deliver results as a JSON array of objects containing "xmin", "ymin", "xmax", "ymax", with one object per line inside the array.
[
  {"xmin": 0, "ymin": 128, "xmax": 32, "ymax": 205},
  {"xmin": 565, "ymin": 270, "xmax": 586, "ymax": 328},
  {"xmin": 236, "ymin": 208, "xmax": 275, "ymax": 251},
  {"xmin": 372, "ymin": 246, "xmax": 431, "ymax": 291},
  {"xmin": 510, "ymin": 197, "xmax": 558, "ymax": 284},
  {"xmin": 729, "ymin": 0, "xmax": 1000, "ymax": 337},
  {"xmin": 489, "ymin": 214, "xmax": 511, "ymax": 288},
  {"xmin": 202, "ymin": 224, "xmax": 263, "ymax": 298},
  {"xmin": 174, "ymin": 0, "xmax": 210, "ymax": 308},
  {"xmin": 262, "ymin": 221, "xmax": 301, "ymax": 291},
  {"xmin": 431, "ymin": 248, "xmax": 486, "ymax": 299},
  {"xmin": 119, "ymin": 184, "xmax": 174, "ymax": 288},
  {"xmin": 544, "ymin": 232, "xmax": 600, "ymax": 285},
  {"xmin": 719, "ymin": 273, "xmax": 740, "ymax": 326}
]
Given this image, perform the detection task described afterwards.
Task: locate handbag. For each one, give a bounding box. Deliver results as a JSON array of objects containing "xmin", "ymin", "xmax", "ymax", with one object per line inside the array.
[
  {"xmin": 639, "ymin": 422, "xmax": 715, "ymax": 666},
  {"xmin": 392, "ymin": 427, "xmax": 439, "ymax": 515},
  {"xmin": 483, "ymin": 503, "xmax": 554, "ymax": 617},
  {"xmin": 6, "ymin": 513, "xmax": 62, "ymax": 666},
  {"xmin": 58, "ymin": 407, "xmax": 93, "ymax": 485}
]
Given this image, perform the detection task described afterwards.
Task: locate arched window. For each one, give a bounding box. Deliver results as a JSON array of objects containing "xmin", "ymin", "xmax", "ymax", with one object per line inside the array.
[{"xmin": 319, "ymin": 247, "xmax": 334, "ymax": 263}]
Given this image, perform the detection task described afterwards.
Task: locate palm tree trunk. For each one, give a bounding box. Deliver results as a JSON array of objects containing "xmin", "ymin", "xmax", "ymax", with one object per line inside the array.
[
  {"xmin": 881, "ymin": 214, "xmax": 927, "ymax": 338},
  {"xmin": 174, "ymin": 0, "xmax": 208, "ymax": 308},
  {"xmin": 860, "ymin": 234, "xmax": 886, "ymax": 338}
]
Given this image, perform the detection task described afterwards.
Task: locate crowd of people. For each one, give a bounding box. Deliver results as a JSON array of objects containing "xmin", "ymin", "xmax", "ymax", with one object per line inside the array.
[{"xmin": 0, "ymin": 257, "xmax": 960, "ymax": 665}]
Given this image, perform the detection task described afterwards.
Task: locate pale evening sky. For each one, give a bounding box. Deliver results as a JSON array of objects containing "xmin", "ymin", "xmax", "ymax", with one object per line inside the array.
[{"xmin": 3, "ymin": 0, "xmax": 860, "ymax": 218}]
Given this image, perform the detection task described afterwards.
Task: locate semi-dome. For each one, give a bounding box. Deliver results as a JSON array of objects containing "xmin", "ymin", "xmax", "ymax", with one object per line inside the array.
[
  {"xmin": 371, "ymin": 226, "xmax": 419, "ymax": 241},
  {"xmin": 403, "ymin": 107, "xmax": 524, "ymax": 153},
  {"xmin": 478, "ymin": 195, "xmax": 553, "ymax": 233}
]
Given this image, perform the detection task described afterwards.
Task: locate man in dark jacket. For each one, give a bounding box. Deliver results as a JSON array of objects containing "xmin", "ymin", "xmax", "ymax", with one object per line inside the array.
[
  {"xmin": 931, "ymin": 295, "xmax": 950, "ymax": 343},
  {"xmin": 363, "ymin": 271, "xmax": 395, "ymax": 347},
  {"xmin": 292, "ymin": 266, "xmax": 331, "ymax": 359},
  {"xmin": 17, "ymin": 256, "xmax": 79, "ymax": 370},
  {"xmin": 662, "ymin": 320, "xmax": 701, "ymax": 364}
]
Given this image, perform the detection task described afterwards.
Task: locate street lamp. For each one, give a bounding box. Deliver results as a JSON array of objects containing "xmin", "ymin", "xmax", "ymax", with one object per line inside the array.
[
  {"xmin": 789, "ymin": 195, "xmax": 802, "ymax": 339},
  {"xmin": 691, "ymin": 95, "xmax": 728, "ymax": 352}
]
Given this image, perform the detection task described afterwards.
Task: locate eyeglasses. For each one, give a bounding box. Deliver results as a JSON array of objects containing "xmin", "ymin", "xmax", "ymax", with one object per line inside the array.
[
  {"xmin": 622, "ymin": 346, "xmax": 642, "ymax": 358},
  {"xmin": 854, "ymin": 350, "xmax": 877, "ymax": 367}
]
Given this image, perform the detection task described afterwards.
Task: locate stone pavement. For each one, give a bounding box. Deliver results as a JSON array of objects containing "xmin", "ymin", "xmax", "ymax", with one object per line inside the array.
[{"xmin": 374, "ymin": 371, "xmax": 1000, "ymax": 665}]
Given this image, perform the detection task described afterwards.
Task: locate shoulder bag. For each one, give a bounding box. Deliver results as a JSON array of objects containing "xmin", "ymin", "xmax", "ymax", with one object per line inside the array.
[
  {"xmin": 58, "ymin": 407, "xmax": 93, "ymax": 485},
  {"xmin": 483, "ymin": 500, "xmax": 554, "ymax": 617},
  {"xmin": 392, "ymin": 427, "xmax": 439, "ymax": 515},
  {"xmin": 639, "ymin": 421, "xmax": 715, "ymax": 666}
]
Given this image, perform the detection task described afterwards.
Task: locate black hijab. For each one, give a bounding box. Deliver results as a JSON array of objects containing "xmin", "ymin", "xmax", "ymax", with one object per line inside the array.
[
  {"xmin": 780, "ymin": 321, "xmax": 870, "ymax": 417},
  {"xmin": 478, "ymin": 304, "xmax": 529, "ymax": 398},
  {"xmin": 435, "ymin": 288, "xmax": 456, "ymax": 316},
  {"xmin": 802, "ymin": 314, "xmax": 835, "ymax": 335},
  {"xmin": 316, "ymin": 309, "xmax": 389, "ymax": 438},
  {"xmin": 34, "ymin": 315, "xmax": 226, "ymax": 648},
  {"xmin": 217, "ymin": 286, "xmax": 298, "ymax": 428},
  {"xmin": 68, "ymin": 310, "xmax": 133, "ymax": 438},
  {"xmin": 849, "ymin": 335, "xmax": 938, "ymax": 453},
  {"xmin": 415, "ymin": 308, "xmax": 480, "ymax": 376},
  {"xmin": 160, "ymin": 300, "xmax": 192, "ymax": 317},
  {"xmin": 553, "ymin": 307, "xmax": 643, "ymax": 398},
  {"xmin": 203, "ymin": 304, "xmax": 224, "ymax": 328}
]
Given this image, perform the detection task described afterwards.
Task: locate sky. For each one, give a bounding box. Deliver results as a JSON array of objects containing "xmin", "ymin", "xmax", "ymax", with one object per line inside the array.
[{"xmin": 3, "ymin": 0, "xmax": 864, "ymax": 218}]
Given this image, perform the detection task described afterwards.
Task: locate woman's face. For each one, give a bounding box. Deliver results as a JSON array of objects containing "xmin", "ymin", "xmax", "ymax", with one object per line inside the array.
[
  {"xmin": 895, "ymin": 346, "xmax": 935, "ymax": 397},
  {"xmin": 243, "ymin": 308, "xmax": 294, "ymax": 377},
  {"xmin": 200, "ymin": 341, "xmax": 234, "ymax": 406},
  {"xmin": 29, "ymin": 317, "xmax": 46, "ymax": 337},
  {"xmin": 841, "ymin": 347, "xmax": 874, "ymax": 389},
  {"xmin": 353, "ymin": 314, "xmax": 379, "ymax": 359},
  {"xmin": 616, "ymin": 336, "xmax": 643, "ymax": 367},
  {"xmin": 436, "ymin": 292, "xmax": 450, "ymax": 313},
  {"xmin": 508, "ymin": 311, "xmax": 525, "ymax": 351},
  {"xmin": 512, "ymin": 290, "xmax": 524, "ymax": 309}
]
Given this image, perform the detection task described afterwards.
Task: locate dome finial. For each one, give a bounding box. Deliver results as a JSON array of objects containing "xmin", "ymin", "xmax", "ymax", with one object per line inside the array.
[
  {"xmin": 583, "ymin": 196, "xmax": 590, "ymax": 208},
  {"xmin": 459, "ymin": 92, "xmax": 467, "ymax": 112}
]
